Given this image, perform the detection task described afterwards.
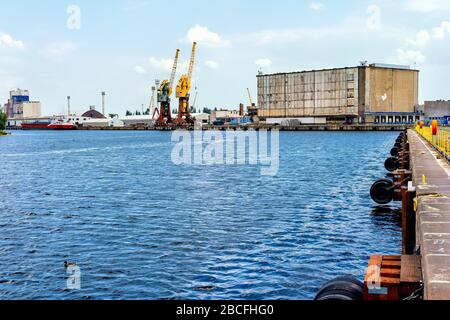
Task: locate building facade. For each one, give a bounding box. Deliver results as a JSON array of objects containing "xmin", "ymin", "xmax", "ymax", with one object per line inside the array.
[
  {"xmin": 5, "ymin": 89, "xmax": 42, "ymax": 119},
  {"xmin": 424, "ymin": 100, "xmax": 450, "ymax": 118},
  {"xmin": 14, "ymin": 101, "xmax": 42, "ymax": 118},
  {"xmin": 257, "ymin": 64, "xmax": 420, "ymax": 124}
]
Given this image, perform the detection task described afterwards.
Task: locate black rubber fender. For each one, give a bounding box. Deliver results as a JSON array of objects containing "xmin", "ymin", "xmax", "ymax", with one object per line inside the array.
[
  {"xmin": 385, "ymin": 157, "xmax": 400, "ymax": 172},
  {"xmin": 315, "ymin": 276, "xmax": 364, "ymax": 301},
  {"xmin": 370, "ymin": 179, "xmax": 394, "ymax": 204},
  {"xmin": 391, "ymin": 147, "xmax": 400, "ymax": 157}
]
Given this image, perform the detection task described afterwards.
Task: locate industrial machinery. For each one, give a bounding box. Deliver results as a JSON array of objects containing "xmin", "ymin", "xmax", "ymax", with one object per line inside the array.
[
  {"xmin": 157, "ymin": 50, "xmax": 180, "ymax": 126},
  {"xmin": 191, "ymin": 91, "xmax": 198, "ymax": 113},
  {"xmin": 247, "ymin": 88, "xmax": 258, "ymax": 117},
  {"xmin": 152, "ymin": 80, "xmax": 161, "ymax": 119},
  {"xmin": 148, "ymin": 84, "xmax": 156, "ymax": 118},
  {"xmin": 174, "ymin": 42, "xmax": 197, "ymax": 126}
]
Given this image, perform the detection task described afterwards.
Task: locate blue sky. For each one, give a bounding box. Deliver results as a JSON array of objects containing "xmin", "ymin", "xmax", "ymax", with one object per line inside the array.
[{"xmin": 1, "ymin": 0, "xmax": 450, "ymax": 116}]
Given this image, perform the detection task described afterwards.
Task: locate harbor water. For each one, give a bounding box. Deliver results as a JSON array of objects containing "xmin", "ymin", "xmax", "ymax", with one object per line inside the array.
[{"xmin": 0, "ymin": 131, "xmax": 402, "ymax": 300}]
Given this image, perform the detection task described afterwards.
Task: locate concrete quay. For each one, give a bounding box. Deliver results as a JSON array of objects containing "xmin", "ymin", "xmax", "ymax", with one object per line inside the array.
[{"xmin": 408, "ymin": 129, "xmax": 450, "ymax": 300}]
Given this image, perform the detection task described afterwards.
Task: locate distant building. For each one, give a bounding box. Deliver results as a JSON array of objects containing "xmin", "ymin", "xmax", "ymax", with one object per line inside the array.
[
  {"xmin": 81, "ymin": 106, "xmax": 106, "ymax": 119},
  {"xmin": 257, "ymin": 63, "xmax": 420, "ymax": 124},
  {"xmin": 66, "ymin": 106, "xmax": 121, "ymax": 127},
  {"xmin": 120, "ymin": 115, "xmax": 155, "ymax": 127},
  {"xmin": 210, "ymin": 110, "xmax": 241, "ymax": 123},
  {"xmin": 424, "ymin": 100, "xmax": 450, "ymax": 118},
  {"xmin": 5, "ymin": 89, "xmax": 42, "ymax": 119},
  {"xmin": 191, "ymin": 113, "xmax": 210, "ymax": 125},
  {"xmin": 14, "ymin": 101, "xmax": 42, "ymax": 118}
]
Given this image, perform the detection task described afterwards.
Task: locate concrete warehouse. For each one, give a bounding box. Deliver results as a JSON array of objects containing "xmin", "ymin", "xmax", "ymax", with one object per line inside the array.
[{"xmin": 257, "ymin": 63, "xmax": 420, "ymax": 124}]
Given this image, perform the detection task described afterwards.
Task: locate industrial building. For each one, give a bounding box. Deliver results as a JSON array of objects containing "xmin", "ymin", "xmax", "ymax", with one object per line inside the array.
[
  {"xmin": 424, "ymin": 100, "xmax": 450, "ymax": 118},
  {"xmin": 4, "ymin": 89, "xmax": 44, "ymax": 127},
  {"xmin": 257, "ymin": 63, "xmax": 420, "ymax": 124},
  {"xmin": 4, "ymin": 89, "xmax": 42, "ymax": 119}
]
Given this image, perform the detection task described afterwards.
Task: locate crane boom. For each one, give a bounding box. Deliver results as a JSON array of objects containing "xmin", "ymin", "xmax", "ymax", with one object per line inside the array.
[
  {"xmin": 247, "ymin": 88, "xmax": 253, "ymax": 106},
  {"xmin": 187, "ymin": 42, "xmax": 197, "ymax": 83},
  {"xmin": 192, "ymin": 91, "xmax": 198, "ymax": 109},
  {"xmin": 169, "ymin": 49, "xmax": 180, "ymax": 92}
]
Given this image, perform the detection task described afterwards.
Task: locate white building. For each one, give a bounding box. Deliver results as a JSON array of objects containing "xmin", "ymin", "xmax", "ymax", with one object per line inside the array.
[
  {"xmin": 191, "ymin": 113, "xmax": 210, "ymax": 125},
  {"xmin": 120, "ymin": 115, "xmax": 155, "ymax": 127},
  {"xmin": 210, "ymin": 110, "xmax": 240, "ymax": 123},
  {"xmin": 14, "ymin": 101, "xmax": 42, "ymax": 118}
]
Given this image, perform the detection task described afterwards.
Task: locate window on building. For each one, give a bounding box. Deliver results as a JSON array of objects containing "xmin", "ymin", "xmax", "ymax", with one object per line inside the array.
[
  {"xmin": 347, "ymin": 74, "xmax": 354, "ymax": 82},
  {"xmin": 347, "ymin": 89, "xmax": 355, "ymax": 99}
]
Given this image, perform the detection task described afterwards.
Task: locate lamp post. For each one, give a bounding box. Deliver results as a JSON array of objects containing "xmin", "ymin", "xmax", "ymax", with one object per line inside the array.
[
  {"xmin": 102, "ymin": 92, "xmax": 106, "ymax": 116},
  {"xmin": 67, "ymin": 96, "xmax": 71, "ymax": 117}
]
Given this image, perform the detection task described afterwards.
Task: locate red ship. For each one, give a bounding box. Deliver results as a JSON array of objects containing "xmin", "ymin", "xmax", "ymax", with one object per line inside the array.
[
  {"xmin": 47, "ymin": 120, "xmax": 77, "ymax": 130},
  {"xmin": 21, "ymin": 121, "xmax": 52, "ymax": 130},
  {"xmin": 20, "ymin": 120, "xmax": 77, "ymax": 130}
]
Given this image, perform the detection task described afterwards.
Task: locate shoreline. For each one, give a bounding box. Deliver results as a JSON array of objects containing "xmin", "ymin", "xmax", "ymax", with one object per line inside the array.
[{"xmin": 6, "ymin": 124, "xmax": 413, "ymax": 132}]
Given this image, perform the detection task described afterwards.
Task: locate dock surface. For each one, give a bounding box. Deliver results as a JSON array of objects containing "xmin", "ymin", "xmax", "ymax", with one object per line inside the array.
[{"xmin": 408, "ymin": 129, "xmax": 450, "ymax": 300}]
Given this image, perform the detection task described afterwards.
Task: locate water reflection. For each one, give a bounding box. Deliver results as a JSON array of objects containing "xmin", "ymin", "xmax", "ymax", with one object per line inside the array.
[{"xmin": 370, "ymin": 205, "xmax": 402, "ymax": 228}]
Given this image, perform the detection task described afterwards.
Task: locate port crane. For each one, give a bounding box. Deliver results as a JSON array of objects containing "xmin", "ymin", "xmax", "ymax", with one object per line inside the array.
[
  {"xmin": 156, "ymin": 49, "xmax": 180, "ymax": 126},
  {"xmin": 175, "ymin": 42, "xmax": 197, "ymax": 125},
  {"xmin": 246, "ymin": 88, "xmax": 258, "ymax": 117},
  {"xmin": 148, "ymin": 85, "xmax": 157, "ymax": 118},
  {"xmin": 191, "ymin": 91, "xmax": 198, "ymax": 113},
  {"xmin": 247, "ymin": 88, "xmax": 254, "ymax": 107}
]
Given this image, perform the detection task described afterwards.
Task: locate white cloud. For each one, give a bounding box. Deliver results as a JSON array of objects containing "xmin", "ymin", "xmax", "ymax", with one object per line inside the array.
[
  {"xmin": 394, "ymin": 48, "xmax": 426, "ymax": 65},
  {"xmin": 407, "ymin": 29, "xmax": 430, "ymax": 47},
  {"xmin": 133, "ymin": 65, "xmax": 147, "ymax": 74},
  {"xmin": 310, "ymin": 2, "xmax": 324, "ymax": 11},
  {"xmin": 182, "ymin": 25, "xmax": 229, "ymax": 47},
  {"xmin": 432, "ymin": 21, "xmax": 450, "ymax": 39},
  {"xmin": 41, "ymin": 41, "xmax": 77, "ymax": 58},
  {"xmin": 405, "ymin": 0, "xmax": 450, "ymax": 13},
  {"xmin": 205, "ymin": 60, "xmax": 219, "ymax": 69},
  {"xmin": 0, "ymin": 33, "xmax": 24, "ymax": 49},
  {"xmin": 255, "ymin": 58, "xmax": 272, "ymax": 68},
  {"xmin": 149, "ymin": 57, "xmax": 177, "ymax": 72},
  {"xmin": 148, "ymin": 56, "xmax": 190, "ymax": 74}
]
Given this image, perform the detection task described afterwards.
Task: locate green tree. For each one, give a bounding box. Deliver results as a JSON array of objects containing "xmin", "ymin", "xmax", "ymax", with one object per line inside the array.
[{"xmin": 0, "ymin": 107, "xmax": 7, "ymax": 133}]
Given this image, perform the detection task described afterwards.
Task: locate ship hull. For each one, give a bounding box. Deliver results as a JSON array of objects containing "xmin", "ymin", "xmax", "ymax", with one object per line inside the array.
[
  {"xmin": 21, "ymin": 123, "xmax": 52, "ymax": 130},
  {"xmin": 47, "ymin": 123, "xmax": 77, "ymax": 130}
]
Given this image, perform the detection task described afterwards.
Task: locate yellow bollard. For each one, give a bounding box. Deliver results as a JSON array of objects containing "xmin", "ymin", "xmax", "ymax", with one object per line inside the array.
[{"xmin": 422, "ymin": 175, "xmax": 427, "ymax": 186}]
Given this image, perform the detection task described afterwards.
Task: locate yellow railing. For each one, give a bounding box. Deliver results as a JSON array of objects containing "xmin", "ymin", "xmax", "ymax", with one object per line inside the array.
[{"xmin": 416, "ymin": 125, "xmax": 450, "ymax": 159}]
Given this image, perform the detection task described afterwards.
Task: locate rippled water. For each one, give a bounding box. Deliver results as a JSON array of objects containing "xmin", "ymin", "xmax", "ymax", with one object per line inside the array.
[{"xmin": 0, "ymin": 130, "xmax": 402, "ymax": 300}]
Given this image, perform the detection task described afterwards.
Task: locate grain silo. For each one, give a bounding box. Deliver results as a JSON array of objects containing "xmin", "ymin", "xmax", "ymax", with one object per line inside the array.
[{"xmin": 257, "ymin": 63, "xmax": 420, "ymax": 124}]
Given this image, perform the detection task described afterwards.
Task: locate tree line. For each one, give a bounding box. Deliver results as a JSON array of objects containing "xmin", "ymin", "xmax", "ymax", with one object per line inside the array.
[{"xmin": 0, "ymin": 107, "xmax": 7, "ymax": 133}]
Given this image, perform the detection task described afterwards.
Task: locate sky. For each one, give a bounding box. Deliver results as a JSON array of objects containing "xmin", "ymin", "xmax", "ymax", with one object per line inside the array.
[{"xmin": 1, "ymin": 0, "xmax": 450, "ymax": 116}]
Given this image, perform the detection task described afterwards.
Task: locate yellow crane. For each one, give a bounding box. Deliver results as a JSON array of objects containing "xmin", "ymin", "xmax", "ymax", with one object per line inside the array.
[
  {"xmin": 247, "ymin": 88, "xmax": 254, "ymax": 107},
  {"xmin": 247, "ymin": 88, "xmax": 258, "ymax": 117},
  {"xmin": 156, "ymin": 49, "xmax": 180, "ymax": 125},
  {"xmin": 175, "ymin": 42, "xmax": 197, "ymax": 125}
]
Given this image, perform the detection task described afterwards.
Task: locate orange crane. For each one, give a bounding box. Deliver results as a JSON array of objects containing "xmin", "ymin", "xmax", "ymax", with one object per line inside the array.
[
  {"xmin": 156, "ymin": 49, "xmax": 180, "ymax": 126},
  {"xmin": 174, "ymin": 42, "xmax": 197, "ymax": 125}
]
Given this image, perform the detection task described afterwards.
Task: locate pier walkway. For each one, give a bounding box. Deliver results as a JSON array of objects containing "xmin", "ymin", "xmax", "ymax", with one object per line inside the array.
[{"xmin": 408, "ymin": 129, "xmax": 450, "ymax": 300}]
